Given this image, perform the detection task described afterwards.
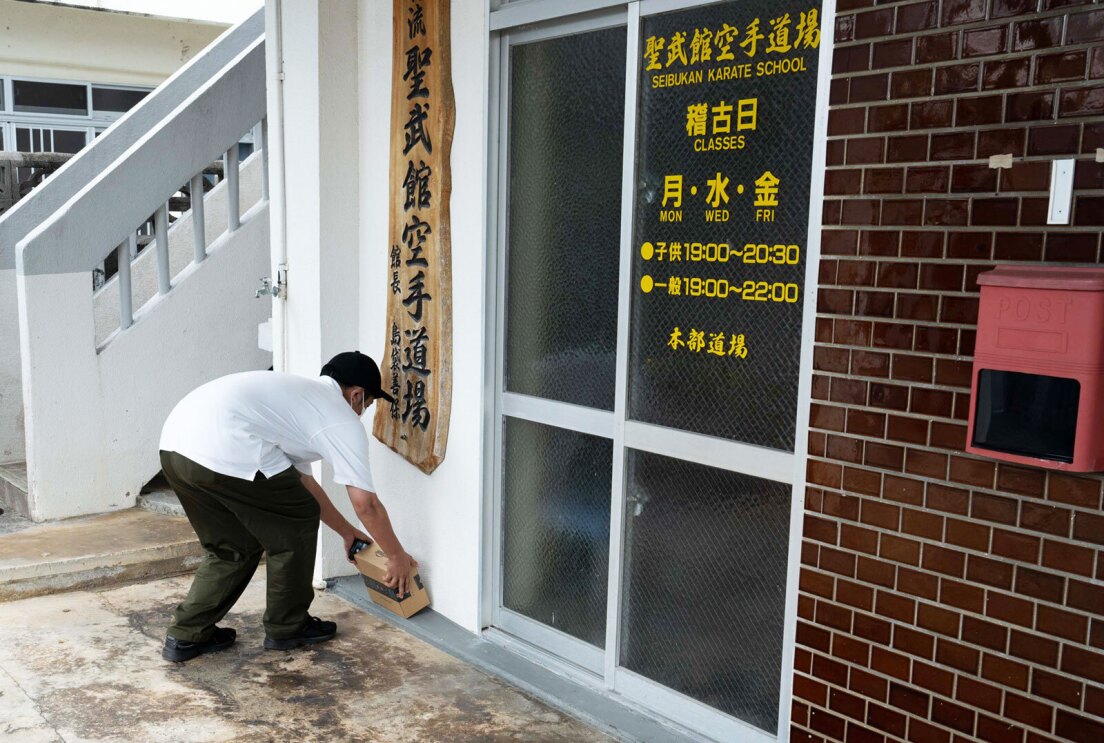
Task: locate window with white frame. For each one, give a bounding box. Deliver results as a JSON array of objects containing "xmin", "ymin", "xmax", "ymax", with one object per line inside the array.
[
  {"xmin": 0, "ymin": 75, "xmax": 152, "ymax": 154},
  {"xmin": 486, "ymin": 1, "xmax": 831, "ymax": 741}
]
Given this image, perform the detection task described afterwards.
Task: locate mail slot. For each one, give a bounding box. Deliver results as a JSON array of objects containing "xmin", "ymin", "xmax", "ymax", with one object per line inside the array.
[{"xmin": 967, "ymin": 266, "xmax": 1104, "ymax": 472}]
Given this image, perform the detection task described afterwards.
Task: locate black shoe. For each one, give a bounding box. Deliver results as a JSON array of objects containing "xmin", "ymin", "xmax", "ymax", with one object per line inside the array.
[
  {"xmin": 263, "ymin": 615, "xmax": 337, "ymax": 650},
  {"xmin": 162, "ymin": 626, "xmax": 237, "ymax": 662}
]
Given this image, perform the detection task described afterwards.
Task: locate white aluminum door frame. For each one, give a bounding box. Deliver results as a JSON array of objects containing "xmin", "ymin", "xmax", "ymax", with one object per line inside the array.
[
  {"xmin": 484, "ymin": 1, "xmax": 836, "ymax": 740},
  {"xmin": 487, "ymin": 6, "xmax": 629, "ymax": 678}
]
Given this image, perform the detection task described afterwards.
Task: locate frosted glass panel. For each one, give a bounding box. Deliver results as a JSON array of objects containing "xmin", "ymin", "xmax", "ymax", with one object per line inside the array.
[
  {"xmin": 502, "ymin": 417, "xmax": 612, "ymax": 647},
  {"xmin": 620, "ymin": 449, "xmax": 791, "ymax": 733},
  {"xmin": 505, "ymin": 27, "xmax": 626, "ymax": 410}
]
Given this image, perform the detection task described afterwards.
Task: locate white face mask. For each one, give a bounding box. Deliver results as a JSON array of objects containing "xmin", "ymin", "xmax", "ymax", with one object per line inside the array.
[{"xmin": 356, "ymin": 391, "xmax": 373, "ymax": 418}]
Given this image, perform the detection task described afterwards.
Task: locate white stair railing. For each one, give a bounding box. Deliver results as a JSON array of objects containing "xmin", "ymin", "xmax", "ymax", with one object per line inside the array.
[
  {"xmin": 10, "ymin": 14, "xmax": 272, "ymax": 521},
  {"xmin": 0, "ymin": 9, "xmax": 265, "ymax": 471}
]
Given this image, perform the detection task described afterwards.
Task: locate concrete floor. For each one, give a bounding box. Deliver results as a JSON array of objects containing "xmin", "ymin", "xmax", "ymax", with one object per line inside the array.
[
  {"xmin": 0, "ymin": 575, "xmax": 609, "ymax": 742},
  {"xmin": 0, "ymin": 509, "xmax": 203, "ymax": 602}
]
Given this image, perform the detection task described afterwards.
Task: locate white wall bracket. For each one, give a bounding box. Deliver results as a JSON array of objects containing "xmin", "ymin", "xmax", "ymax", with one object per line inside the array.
[{"xmin": 1047, "ymin": 159, "xmax": 1075, "ymax": 225}]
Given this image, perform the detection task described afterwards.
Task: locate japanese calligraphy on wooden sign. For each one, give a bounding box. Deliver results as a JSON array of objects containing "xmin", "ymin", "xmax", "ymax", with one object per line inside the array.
[
  {"xmin": 628, "ymin": 1, "xmax": 823, "ymax": 450},
  {"xmin": 373, "ymin": 0, "xmax": 454, "ymax": 474}
]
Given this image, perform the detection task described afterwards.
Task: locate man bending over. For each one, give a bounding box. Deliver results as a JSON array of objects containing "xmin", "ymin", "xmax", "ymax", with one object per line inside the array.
[{"xmin": 158, "ymin": 351, "xmax": 417, "ymax": 662}]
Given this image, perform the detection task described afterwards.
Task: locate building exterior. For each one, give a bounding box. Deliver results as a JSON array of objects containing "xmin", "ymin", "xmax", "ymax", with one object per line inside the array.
[
  {"xmin": 0, "ymin": 0, "xmax": 253, "ymax": 153},
  {"xmin": 264, "ymin": 1, "xmax": 1104, "ymax": 741},
  {"xmin": 0, "ymin": 0, "xmax": 260, "ymax": 465},
  {"xmin": 798, "ymin": 3, "xmax": 1104, "ymax": 742},
  {"xmin": 3, "ymin": 0, "xmax": 1101, "ymax": 741}
]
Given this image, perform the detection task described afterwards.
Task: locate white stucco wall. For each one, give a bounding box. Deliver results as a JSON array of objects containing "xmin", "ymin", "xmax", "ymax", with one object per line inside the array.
[
  {"xmin": 355, "ymin": 0, "xmax": 488, "ymax": 634},
  {"xmin": 272, "ymin": 0, "xmax": 486, "ymax": 633},
  {"xmin": 0, "ymin": 270, "xmax": 21, "ymax": 464},
  {"xmin": 273, "ymin": 0, "xmax": 371, "ymax": 591},
  {"xmin": 33, "ymin": 0, "xmax": 261, "ymax": 25},
  {"xmin": 0, "ymin": 0, "xmax": 231, "ymax": 86},
  {"xmin": 19, "ymin": 205, "xmax": 272, "ymax": 520}
]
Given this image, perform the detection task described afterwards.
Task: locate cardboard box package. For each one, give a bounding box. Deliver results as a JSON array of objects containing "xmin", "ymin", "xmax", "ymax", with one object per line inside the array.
[{"xmin": 351, "ymin": 541, "xmax": 430, "ymax": 619}]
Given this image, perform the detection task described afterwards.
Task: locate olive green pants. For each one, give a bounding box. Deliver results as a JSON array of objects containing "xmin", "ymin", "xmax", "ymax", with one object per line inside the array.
[{"xmin": 160, "ymin": 451, "xmax": 321, "ymax": 643}]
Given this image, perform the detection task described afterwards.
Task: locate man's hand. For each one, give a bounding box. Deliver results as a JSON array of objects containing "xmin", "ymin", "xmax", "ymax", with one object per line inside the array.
[
  {"xmin": 384, "ymin": 551, "xmax": 419, "ymax": 598},
  {"xmin": 342, "ymin": 527, "xmax": 372, "ymax": 563}
]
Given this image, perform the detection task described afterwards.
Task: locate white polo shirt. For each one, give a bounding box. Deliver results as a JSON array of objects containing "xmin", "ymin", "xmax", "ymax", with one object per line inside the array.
[{"xmin": 160, "ymin": 371, "xmax": 375, "ymax": 491}]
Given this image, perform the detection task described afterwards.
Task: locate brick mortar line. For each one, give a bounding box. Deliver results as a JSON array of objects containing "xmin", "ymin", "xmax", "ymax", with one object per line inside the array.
[
  {"xmin": 828, "ymin": 128, "xmax": 1104, "ymax": 142},
  {"xmin": 791, "ymin": 659, "xmax": 1065, "ymax": 741},
  {"xmin": 828, "ymin": 49, "xmax": 1104, "ymax": 83},
  {"xmin": 825, "ymin": 168, "xmax": 1099, "ymax": 179},
  {"xmin": 838, "ymin": 0, "xmax": 1082, "ymax": 11},
  {"xmin": 791, "ymin": 660, "xmax": 1047, "ymax": 740},
  {"xmin": 818, "ymin": 224, "xmax": 1104, "ymax": 233},
  {"xmin": 827, "ymin": 158, "xmax": 1104, "ymax": 170},
  {"xmin": 809, "ymin": 339, "xmax": 969, "ymax": 357},
  {"xmin": 808, "ymin": 388, "xmax": 971, "ymax": 410},
  {"xmin": 817, "ymin": 303, "xmax": 981, "ymax": 317},
  {"xmin": 798, "ymin": 524, "xmax": 1103, "ymax": 630},
  {"xmin": 824, "ymin": 214, "xmax": 1104, "ymax": 224},
  {"xmin": 823, "ymin": 222, "xmax": 1104, "ymax": 234},
  {"xmin": 798, "ymin": 576, "xmax": 1104, "ymax": 682},
  {"xmin": 803, "ymin": 472, "xmax": 1104, "ymax": 574},
  {"xmin": 793, "ymin": 600, "xmax": 1104, "ymax": 729},
  {"xmin": 816, "ymin": 290, "xmax": 983, "ymax": 303},
  {"xmin": 834, "ymin": 5, "xmax": 1103, "ymax": 47},
  {"xmin": 808, "ymin": 341, "xmax": 972, "ymax": 362},
  {"xmin": 826, "ymin": 143, "xmax": 1104, "ymax": 158},
  {"xmin": 805, "ymin": 442, "xmax": 1104, "ymax": 517},
  {"xmin": 805, "ymin": 448, "xmax": 1104, "ymax": 522},
  {"xmin": 816, "ymin": 308, "xmax": 982, "ymax": 323},
  {"xmin": 811, "ymin": 366, "xmax": 972, "ymax": 394},
  {"xmin": 805, "ymin": 463, "xmax": 1102, "ymax": 529},
  {"xmin": 795, "ymin": 612, "xmax": 1103, "ymax": 731},
  {"xmin": 810, "ymin": 382, "xmax": 974, "ymax": 414},
  {"xmin": 821, "ymin": 256, "xmax": 1104, "ymax": 264},
  {"xmin": 801, "ymin": 524, "xmax": 1098, "ymax": 621},
  {"xmin": 791, "ymin": 656, "xmax": 1080, "ymax": 742},
  {"xmin": 805, "ymin": 423, "xmax": 1101, "ymax": 506},
  {"xmin": 791, "ymin": 683, "xmax": 984, "ymax": 742},
  {"xmin": 799, "ymin": 525, "xmax": 1090, "ymax": 635},
  {"xmin": 810, "ymin": 347, "xmax": 975, "ymax": 364},
  {"xmin": 826, "ymin": 129, "xmax": 1104, "ymax": 144},
  {"xmin": 824, "ymin": 188, "xmax": 1104, "ymax": 200},
  {"xmin": 828, "ymin": 76, "xmax": 1104, "ymax": 106},
  {"xmin": 817, "ymin": 317, "xmax": 979, "ymax": 332},
  {"xmin": 825, "ymin": 196, "xmax": 1104, "ymax": 206},
  {"xmin": 822, "ymin": 181, "xmax": 1104, "ymax": 191}
]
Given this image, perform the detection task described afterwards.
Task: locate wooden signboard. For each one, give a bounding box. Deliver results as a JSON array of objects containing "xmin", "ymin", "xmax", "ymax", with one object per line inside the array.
[{"xmin": 374, "ymin": 0, "xmax": 454, "ymax": 474}]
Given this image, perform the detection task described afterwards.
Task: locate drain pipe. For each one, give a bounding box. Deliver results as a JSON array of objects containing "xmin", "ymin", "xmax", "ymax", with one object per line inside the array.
[{"xmin": 264, "ymin": 0, "xmax": 290, "ymax": 372}]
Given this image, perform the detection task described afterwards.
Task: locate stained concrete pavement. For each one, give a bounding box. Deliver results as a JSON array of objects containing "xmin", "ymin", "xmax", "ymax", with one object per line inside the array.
[
  {"xmin": 0, "ymin": 575, "xmax": 609, "ymax": 742},
  {"xmin": 0, "ymin": 509, "xmax": 203, "ymax": 601}
]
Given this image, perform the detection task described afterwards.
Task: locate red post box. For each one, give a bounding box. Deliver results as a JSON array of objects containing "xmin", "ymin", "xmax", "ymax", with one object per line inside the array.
[{"xmin": 967, "ymin": 266, "xmax": 1104, "ymax": 472}]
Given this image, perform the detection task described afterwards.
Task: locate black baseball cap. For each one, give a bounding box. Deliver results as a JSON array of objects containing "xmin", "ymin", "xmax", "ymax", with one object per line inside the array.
[{"xmin": 320, "ymin": 351, "xmax": 395, "ymax": 404}]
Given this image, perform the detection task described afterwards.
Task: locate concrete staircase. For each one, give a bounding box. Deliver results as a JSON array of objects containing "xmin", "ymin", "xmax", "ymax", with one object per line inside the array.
[
  {"xmin": 0, "ymin": 461, "xmax": 28, "ymax": 519},
  {"xmin": 0, "ymin": 463, "xmax": 197, "ymax": 601},
  {"xmin": 137, "ymin": 474, "xmax": 186, "ymax": 517},
  {"xmin": 0, "ymin": 8, "xmax": 271, "ymax": 522}
]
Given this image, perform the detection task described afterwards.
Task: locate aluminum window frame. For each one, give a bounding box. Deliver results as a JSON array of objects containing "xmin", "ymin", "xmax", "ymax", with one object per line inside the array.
[
  {"xmin": 9, "ymin": 76, "xmax": 90, "ymax": 117},
  {"xmin": 483, "ymin": 1, "xmax": 836, "ymax": 739},
  {"xmin": 0, "ymin": 75, "xmax": 154, "ymax": 131},
  {"xmin": 488, "ymin": 6, "xmax": 628, "ymax": 678},
  {"xmin": 89, "ymin": 83, "xmax": 153, "ymax": 122},
  {"xmin": 12, "ymin": 122, "xmax": 94, "ymax": 153}
]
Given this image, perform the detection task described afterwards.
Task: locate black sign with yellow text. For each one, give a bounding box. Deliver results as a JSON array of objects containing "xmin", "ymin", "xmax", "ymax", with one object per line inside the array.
[{"xmin": 628, "ymin": 1, "xmax": 823, "ymax": 450}]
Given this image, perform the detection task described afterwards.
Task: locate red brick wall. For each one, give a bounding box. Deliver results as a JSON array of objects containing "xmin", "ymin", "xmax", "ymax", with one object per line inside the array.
[{"xmin": 795, "ymin": 1, "xmax": 1104, "ymax": 742}]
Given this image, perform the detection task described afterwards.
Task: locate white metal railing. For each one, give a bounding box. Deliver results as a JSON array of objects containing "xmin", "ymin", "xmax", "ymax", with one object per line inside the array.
[
  {"xmin": 0, "ymin": 8, "xmax": 267, "ymax": 471},
  {"xmin": 9, "ymin": 10, "xmax": 272, "ymax": 520},
  {"xmin": 101, "ymin": 132, "xmax": 263, "ymax": 339},
  {"xmin": 0, "ymin": 10, "xmax": 264, "ymax": 267}
]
